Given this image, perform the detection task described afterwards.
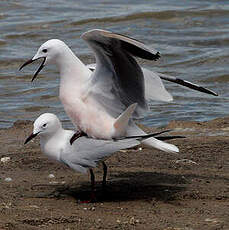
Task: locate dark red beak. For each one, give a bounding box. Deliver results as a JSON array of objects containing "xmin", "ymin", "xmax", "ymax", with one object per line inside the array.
[
  {"xmin": 19, "ymin": 57, "xmax": 46, "ymax": 82},
  {"xmin": 24, "ymin": 132, "xmax": 39, "ymax": 145}
]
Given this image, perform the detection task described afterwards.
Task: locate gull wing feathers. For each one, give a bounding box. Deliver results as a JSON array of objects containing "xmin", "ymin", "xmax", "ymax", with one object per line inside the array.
[
  {"xmin": 60, "ymin": 130, "xmax": 180, "ymax": 174},
  {"xmin": 158, "ymin": 73, "xmax": 218, "ymax": 96},
  {"xmin": 60, "ymin": 136, "xmax": 141, "ymax": 174},
  {"xmin": 142, "ymin": 68, "xmax": 173, "ymax": 101},
  {"xmin": 82, "ymin": 29, "xmax": 161, "ymax": 118},
  {"xmin": 86, "ymin": 64, "xmax": 173, "ymax": 103},
  {"xmin": 86, "ymin": 64, "xmax": 218, "ymax": 101}
]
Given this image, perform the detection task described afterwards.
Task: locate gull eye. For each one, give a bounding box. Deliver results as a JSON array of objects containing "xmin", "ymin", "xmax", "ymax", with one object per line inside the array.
[
  {"xmin": 42, "ymin": 123, "xmax": 47, "ymax": 128},
  {"xmin": 42, "ymin": 49, "xmax": 48, "ymax": 53}
]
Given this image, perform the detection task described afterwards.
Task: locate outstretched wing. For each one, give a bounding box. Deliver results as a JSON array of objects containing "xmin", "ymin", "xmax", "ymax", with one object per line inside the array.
[
  {"xmin": 81, "ymin": 29, "xmax": 161, "ymax": 118},
  {"xmin": 60, "ymin": 131, "xmax": 181, "ymax": 174},
  {"xmin": 60, "ymin": 136, "xmax": 141, "ymax": 174},
  {"xmin": 86, "ymin": 63, "xmax": 218, "ymax": 106},
  {"xmin": 87, "ymin": 64, "xmax": 173, "ymax": 103}
]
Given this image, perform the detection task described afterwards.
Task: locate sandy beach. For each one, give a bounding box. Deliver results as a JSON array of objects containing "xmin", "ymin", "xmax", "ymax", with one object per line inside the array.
[{"xmin": 0, "ymin": 116, "xmax": 228, "ymax": 230}]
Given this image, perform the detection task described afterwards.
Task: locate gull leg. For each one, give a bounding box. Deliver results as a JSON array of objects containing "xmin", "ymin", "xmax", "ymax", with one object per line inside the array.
[
  {"xmin": 89, "ymin": 168, "xmax": 96, "ymax": 202},
  {"xmin": 90, "ymin": 168, "xmax": 95, "ymax": 192},
  {"xmin": 80, "ymin": 169, "xmax": 96, "ymax": 203},
  {"xmin": 102, "ymin": 161, "xmax": 107, "ymax": 189},
  {"xmin": 70, "ymin": 131, "xmax": 87, "ymax": 145}
]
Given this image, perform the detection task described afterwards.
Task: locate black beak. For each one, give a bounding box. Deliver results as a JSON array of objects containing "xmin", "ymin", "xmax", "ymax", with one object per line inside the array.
[
  {"xmin": 19, "ymin": 57, "xmax": 46, "ymax": 82},
  {"xmin": 24, "ymin": 132, "xmax": 39, "ymax": 145}
]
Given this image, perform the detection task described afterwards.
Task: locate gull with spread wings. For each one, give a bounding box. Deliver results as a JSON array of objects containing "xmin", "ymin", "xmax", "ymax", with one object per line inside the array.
[{"xmin": 20, "ymin": 29, "xmax": 217, "ymax": 153}]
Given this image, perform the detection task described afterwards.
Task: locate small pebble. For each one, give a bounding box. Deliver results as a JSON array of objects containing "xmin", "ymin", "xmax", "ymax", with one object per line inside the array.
[
  {"xmin": 48, "ymin": 173, "xmax": 55, "ymax": 178},
  {"xmin": 129, "ymin": 217, "xmax": 135, "ymax": 225},
  {"xmin": 119, "ymin": 150, "xmax": 127, "ymax": 153},
  {"xmin": 3, "ymin": 202, "xmax": 12, "ymax": 209},
  {"xmin": 1, "ymin": 157, "xmax": 11, "ymax": 163},
  {"xmin": 205, "ymin": 218, "xmax": 219, "ymax": 223},
  {"xmin": 29, "ymin": 205, "xmax": 39, "ymax": 209},
  {"xmin": 4, "ymin": 177, "xmax": 12, "ymax": 182},
  {"xmin": 49, "ymin": 181, "xmax": 58, "ymax": 184},
  {"xmin": 175, "ymin": 159, "xmax": 198, "ymax": 165}
]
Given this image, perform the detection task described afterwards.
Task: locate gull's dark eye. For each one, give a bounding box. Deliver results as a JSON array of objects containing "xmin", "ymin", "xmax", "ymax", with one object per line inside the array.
[
  {"xmin": 42, "ymin": 123, "xmax": 47, "ymax": 128},
  {"xmin": 42, "ymin": 49, "xmax": 47, "ymax": 53}
]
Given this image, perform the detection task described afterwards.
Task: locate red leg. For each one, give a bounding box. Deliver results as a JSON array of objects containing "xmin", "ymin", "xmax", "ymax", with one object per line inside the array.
[{"xmin": 70, "ymin": 131, "xmax": 87, "ymax": 145}]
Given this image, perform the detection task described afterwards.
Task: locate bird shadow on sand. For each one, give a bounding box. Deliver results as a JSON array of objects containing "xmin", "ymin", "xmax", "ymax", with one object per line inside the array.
[{"xmin": 27, "ymin": 171, "xmax": 188, "ymax": 203}]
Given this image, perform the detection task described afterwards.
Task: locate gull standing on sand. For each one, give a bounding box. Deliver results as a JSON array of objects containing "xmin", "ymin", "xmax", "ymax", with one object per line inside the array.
[
  {"xmin": 24, "ymin": 113, "xmax": 182, "ymax": 196},
  {"xmin": 20, "ymin": 29, "xmax": 217, "ymax": 153}
]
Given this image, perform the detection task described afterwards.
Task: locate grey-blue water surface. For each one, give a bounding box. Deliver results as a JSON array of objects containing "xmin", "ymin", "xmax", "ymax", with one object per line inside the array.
[{"xmin": 0, "ymin": 0, "xmax": 228, "ymax": 129}]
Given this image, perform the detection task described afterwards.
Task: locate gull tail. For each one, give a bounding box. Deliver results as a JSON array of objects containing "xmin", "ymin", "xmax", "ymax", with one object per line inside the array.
[
  {"xmin": 114, "ymin": 103, "xmax": 137, "ymax": 136},
  {"xmin": 127, "ymin": 122, "xmax": 179, "ymax": 154},
  {"xmin": 142, "ymin": 137, "xmax": 179, "ymax": 153}
]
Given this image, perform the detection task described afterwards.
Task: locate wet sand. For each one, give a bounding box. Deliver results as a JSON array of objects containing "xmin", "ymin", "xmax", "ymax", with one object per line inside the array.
[{"xmin": 0, "ymin": 117, "xmax": 228, "ymax": 230}]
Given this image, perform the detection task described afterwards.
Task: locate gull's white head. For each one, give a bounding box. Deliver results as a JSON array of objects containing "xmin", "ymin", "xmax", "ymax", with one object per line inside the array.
[
  {"xmin": 33, "ymin": 39, "xmax": 67, "ymax": 65},
  {"xmin": 19, "ymin": 39, "xmax": 69, "ymax": 81},
  {"xmin": 24, "ymin": 113, "xmax": 62, "ymax": 144}
]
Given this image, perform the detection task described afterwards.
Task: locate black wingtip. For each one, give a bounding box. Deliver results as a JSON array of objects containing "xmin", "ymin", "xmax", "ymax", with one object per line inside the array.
[
  {"xmin": 114, "ymin": 130, "xmax": 176, "ymax": 141},
  {"xmin": 69, "ymin": 131, "xmax": 87, "ymax": 145},
  {"xmin": 160, "ymin": 75, "xmax": 219, "ymax": 97},
  {"xmin": 154, "ymin": 52, "xmax": 160, "ymax": 61},
  {"xmin": 155, "ymin": 135, "xmax": 186, "ymax": 141}
]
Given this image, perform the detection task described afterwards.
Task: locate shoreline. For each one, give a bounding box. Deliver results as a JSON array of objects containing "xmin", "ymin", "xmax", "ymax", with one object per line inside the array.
[{"xmin": 0, "ymin": 116, "xmax": 228, "ymax": 229}]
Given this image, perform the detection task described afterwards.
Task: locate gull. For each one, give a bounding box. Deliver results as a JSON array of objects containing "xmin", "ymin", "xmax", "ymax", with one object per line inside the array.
[
  {"xmin": 19, "ymin": 29, "xmax": 217, "ymax": 153},
  {"xmin": 24, "ymin": 113, "xmax": 183, "ymax": 200}
]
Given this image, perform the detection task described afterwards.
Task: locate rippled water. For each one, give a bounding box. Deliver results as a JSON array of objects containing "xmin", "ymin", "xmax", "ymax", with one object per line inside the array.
[{"xmin": 0, "ymin": 0, "xmax": 228, "ymax": 129}]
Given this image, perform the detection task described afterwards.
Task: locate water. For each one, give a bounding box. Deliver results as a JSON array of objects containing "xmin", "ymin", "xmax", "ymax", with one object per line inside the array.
[{"xmin": 0, "ymin": 0, "xmax": 228, "ymax": 129}]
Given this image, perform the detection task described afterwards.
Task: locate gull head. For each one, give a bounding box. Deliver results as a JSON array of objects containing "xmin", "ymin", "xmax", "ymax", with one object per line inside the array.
[
  {"xmin": 24, "ymin": 113, "xmax": 62, "ymax": 144},
  {"xmin": 19, "ymin": 39, "xmax": 68, "ymax": 82}
]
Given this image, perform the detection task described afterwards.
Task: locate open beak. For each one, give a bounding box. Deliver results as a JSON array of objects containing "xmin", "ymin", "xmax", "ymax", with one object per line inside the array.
[
  {"xmin": 19, "ymin": 57, "xmax": 46, "ymax": 82},
  {"xmin": 24, "ymin": 132, "xmax": 39, "ymax": 145}
]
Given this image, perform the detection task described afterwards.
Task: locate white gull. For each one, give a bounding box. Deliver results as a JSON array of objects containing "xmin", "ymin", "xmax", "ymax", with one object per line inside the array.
[
  {"xmin": 24, "ymin": 113, "xmax": 182, "ymax": 197},
  {"xmin": 20, "ymin": 29, "xmax": 217, "ymax": 153}
]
